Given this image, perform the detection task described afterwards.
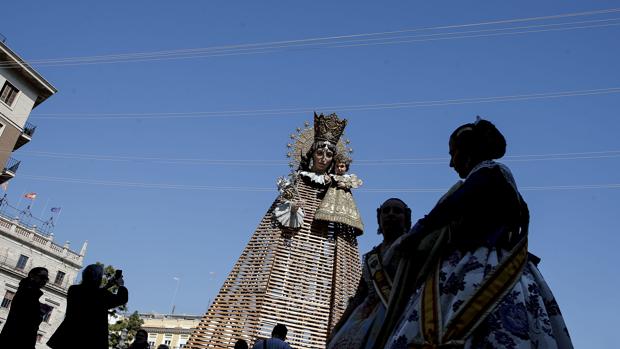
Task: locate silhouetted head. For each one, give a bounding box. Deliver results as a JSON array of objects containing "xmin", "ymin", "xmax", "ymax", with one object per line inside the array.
[
  {"xmin": 234, "ymin": 339, "xmax": 249, "ymax": 349},
  {"xmin": 81, "ymin": 264, "xmax": 104, "ymax": 287},
  {"xmin": 28, "ymin": 267, "xmax": 49, "ymax": 288},
  {"xmin": 134, "ymin": 329, "xmax": 148, "ymax": 344},
  {"xmin": 449, "ymin": 118, "xmax": 506, "ymax": 178},
  {"xmin": 377, "ymin": 198, "xmax": 412, "ymax": 242},
  {"xmin": 272, "ymin": 324, "xmax": 288, "ymax": 340}
]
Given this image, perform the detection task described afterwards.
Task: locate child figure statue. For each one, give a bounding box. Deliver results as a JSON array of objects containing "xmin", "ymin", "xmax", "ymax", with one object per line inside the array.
[{"xmin": 315, "ymin": 153, "xmax": 364, "ymax": 234}]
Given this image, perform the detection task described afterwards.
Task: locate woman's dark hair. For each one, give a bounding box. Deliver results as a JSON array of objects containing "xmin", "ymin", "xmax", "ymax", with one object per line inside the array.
[
  {"xmin": 300, "ymin": 141, "xmax": 337, "ymax": 172},
  {"xmin": 376, "ymin": 198, "xmax": 412, "ymax": 235},
  {"xmin": 450, "ymin": 118, "xmax": 506, "ymax": 161}
]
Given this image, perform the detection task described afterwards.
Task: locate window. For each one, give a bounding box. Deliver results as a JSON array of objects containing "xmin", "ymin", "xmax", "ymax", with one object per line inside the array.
[
  {"xmin": 164, "ymin": 334, "xmax": 172, "ymax": 346},
  {"xmin": 42, "ymin": 306, "xmax": 53, "ymax": 323},
  {"xmin": 0, "ymin": 81, "xmax": 19, "ymax": 107},
  {"xmin": 16, "ymin": 254, "xmax": 29, "ymax": 270},
  {"xmin": 1, "ymin": 290, "xmax": 15, "ymax": 308},
  {"xmin": 53, "ymin": 271, "xmax": 66, "ymax": 286}
]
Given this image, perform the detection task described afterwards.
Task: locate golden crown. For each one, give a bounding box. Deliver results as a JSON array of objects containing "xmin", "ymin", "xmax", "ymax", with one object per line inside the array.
[{"xmin": 314, "ymin": 112, "xmax": 347, "ymax": 145}]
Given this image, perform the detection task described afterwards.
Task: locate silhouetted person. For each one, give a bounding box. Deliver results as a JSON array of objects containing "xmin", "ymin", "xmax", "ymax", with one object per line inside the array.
[
  {"xmin": 234, "ymin": 339, "xmax": 249, "ymax": 349},
  {"xmin": 0, "ymin": 267, "xmax": 49, "ymax": 349},
  {"xmin": 128, "ymin": 329, "xmax": 150, "ymax": 349},
  {"xmin": 251, "ymin": 324, "xmax": 292, "ymax": 349},
  {"xmin": 48, "ymin": 264, "xmax": 128, "ymax": 349}
]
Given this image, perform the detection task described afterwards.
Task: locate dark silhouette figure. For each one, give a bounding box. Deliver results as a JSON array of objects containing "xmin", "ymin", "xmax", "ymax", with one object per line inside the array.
[
  {"xmin": 0, "ymin": 267, "xmax": 49, "ymax": 349},
  {"xmin": 128, "ymin": 329, "xmax": 149, "ymax": 349},
  {"xmin": 234, "ymin": 339, "xmax": 249, "ymax": 349},
  {"xmin": 48, "ymin": 264, "xmax": 128, "ymax": 349},
  {"xmin": 251, "ymin": 324, "xmax": 292, "ymax": 349}
]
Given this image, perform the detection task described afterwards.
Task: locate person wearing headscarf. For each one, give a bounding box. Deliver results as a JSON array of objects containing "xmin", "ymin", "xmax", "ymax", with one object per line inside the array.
[{"xmin": 379, "ymin": 118, "xmax": 573, "ymax": 348}]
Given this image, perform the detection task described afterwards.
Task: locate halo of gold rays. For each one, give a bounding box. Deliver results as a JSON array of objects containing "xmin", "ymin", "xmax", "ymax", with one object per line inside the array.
[{"xmin": 286, "ymin": 120, "xmax": 353, "ymax": 171}]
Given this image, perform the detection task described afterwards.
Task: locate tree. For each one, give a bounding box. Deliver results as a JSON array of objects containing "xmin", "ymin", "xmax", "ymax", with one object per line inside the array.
[{"xmin": 109, "ymin": 311, "xmax": 143, "ymax": 348}]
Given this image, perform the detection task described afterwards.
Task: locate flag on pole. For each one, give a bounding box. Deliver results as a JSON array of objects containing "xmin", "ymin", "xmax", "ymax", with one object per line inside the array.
[
  {"xmin": 51, "ymin": 207, "xmax": 62, "ymax": 213},
  {"xmin": 24, "ymin": 192, "xmax": 37, "ymax": 199}
]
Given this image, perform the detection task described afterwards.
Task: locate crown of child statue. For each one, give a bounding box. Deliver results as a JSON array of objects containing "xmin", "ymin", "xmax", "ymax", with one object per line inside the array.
[{"xmin": 285, "ymin": 112, "xmax": 354, "ymax": 170}]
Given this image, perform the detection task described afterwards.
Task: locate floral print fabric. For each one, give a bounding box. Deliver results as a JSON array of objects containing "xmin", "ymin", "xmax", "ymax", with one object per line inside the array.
[{"xmin": 386, "ymin": 247, "xmax": 573, "ymax": 349}]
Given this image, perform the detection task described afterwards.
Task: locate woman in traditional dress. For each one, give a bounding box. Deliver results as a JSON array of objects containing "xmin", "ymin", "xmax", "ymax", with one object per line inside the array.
[
  {"xmin": 379, "ymin": 119, "xmax": 573, "ymax": 348},
  {"xmin": 327, "ymin": 198, "xmax": 412, "ymax": 349}
]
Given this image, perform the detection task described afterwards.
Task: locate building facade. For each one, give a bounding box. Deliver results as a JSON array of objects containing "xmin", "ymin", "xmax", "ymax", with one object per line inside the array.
[
  {"xmin": 0, "ymin": 213, "xmax": 86, "ymax": 348},
  {"xmin": 0, "ymin": 38, "xmax": 81, "ymax": 348},
  {"xmin": 0, "ymin": 39, "xmax": 57, "ymax": 184},
  {"xmin": 140, "ymin": 313, "xmax": 202, "ymax": 349}
]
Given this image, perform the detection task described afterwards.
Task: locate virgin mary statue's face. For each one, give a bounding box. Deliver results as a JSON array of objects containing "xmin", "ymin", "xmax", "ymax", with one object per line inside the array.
[{"xmin": 311, "ymin": 146, "xmax": 334, "ymax": 173}]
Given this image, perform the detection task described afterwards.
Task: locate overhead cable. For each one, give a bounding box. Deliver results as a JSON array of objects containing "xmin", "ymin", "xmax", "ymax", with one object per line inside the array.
[
  {"xmin": 26, "ymin": 87, "xmax": 620, "ymax": 120},
  {"xmin": 19, "ymin": 174, "xmax": 620, "ymax": 193},
  {"xmin": 1, "ymin": 8, "xmax": 619, "ymax": 68}
]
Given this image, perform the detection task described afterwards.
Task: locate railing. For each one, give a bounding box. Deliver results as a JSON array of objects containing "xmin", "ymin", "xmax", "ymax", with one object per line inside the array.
[
  {"xmin": 0, "ymin": 214, "xmax": 83, "ymax": 264},
  {"xmin": 3, "ymin": 157, "xmax": 20, "ymax": 174},
  {"xmin": 23, "ymin": 122, "xmax": 37, "ymax": 137},
  {"xmin": 0, "ymin": 33, "xmax": 6, "ymax": 44}
]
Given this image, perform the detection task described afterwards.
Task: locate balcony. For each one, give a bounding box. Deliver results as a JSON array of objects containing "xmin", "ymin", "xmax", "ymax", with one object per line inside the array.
[
  {"xmin": 0, "ymin": 157, "xmax": 19, "ymax": 184},
  {"xmin": 13, "ymin": 122, "xmax": 37, "ymax": 151}
]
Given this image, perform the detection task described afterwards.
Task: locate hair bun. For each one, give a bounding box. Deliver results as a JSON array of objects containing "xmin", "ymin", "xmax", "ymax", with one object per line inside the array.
[{"xmin": 474, "ymin": 119, "xmax": 506, "ymax": 160}]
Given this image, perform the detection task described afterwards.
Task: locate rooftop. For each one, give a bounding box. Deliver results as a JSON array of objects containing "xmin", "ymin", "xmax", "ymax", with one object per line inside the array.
[{"xmin": 0, "ymin": 40, "xmax": 57, "ymax": 107}]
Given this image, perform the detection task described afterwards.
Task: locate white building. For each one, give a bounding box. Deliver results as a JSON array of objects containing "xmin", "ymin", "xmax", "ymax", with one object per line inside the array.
[
  {"xmin": 0, "ymin": 38, "xmax": 84, "ymax": 348},
  {"xmin": 0, "ymin": 213, "xmax": 86, "ymax": 347}
]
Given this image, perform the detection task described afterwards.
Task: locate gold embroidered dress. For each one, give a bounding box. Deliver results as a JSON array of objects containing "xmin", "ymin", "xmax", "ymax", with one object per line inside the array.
[{"xmin": 315, "ymin": 173, "xmax": 364, "ymax": 233}]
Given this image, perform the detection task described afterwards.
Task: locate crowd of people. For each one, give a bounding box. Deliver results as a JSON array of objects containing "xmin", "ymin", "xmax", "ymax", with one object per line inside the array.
[{"xmin": 0, "ymin": 119, "xmax": 573, "ymax": 348}]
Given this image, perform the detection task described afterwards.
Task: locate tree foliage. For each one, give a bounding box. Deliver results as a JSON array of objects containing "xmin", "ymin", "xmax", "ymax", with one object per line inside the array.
[{"xmin": 109, "ymin": 311, "xmax": 144, "ymax": 348}]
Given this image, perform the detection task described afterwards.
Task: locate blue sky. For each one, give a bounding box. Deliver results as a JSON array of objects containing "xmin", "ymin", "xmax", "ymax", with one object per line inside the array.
[{"xmin": 2, "ymin": 1, "xmax": 619, "ymax": 347}]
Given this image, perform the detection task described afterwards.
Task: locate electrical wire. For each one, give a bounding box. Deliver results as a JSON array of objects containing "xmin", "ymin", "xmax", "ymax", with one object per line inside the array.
[
  {"xmin": 18, "ymin": 174, "xmax": 620, "ymax": 193},
  {"xmin": 2, "ymin": 8, "xmax": 619, "ymax": 68},
  {"xmin": 26, "ymin": 87, "xmax": 620, "ymax": 120},
  {"xmin": 15, "ymin": 149, "xmax": 620, "ymax": 166}
]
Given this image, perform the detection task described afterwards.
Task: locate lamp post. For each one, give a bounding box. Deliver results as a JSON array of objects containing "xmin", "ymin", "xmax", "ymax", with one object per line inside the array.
[{"xmin": 170, "ymin": 276, "xmax": 180, "ymax": 315}]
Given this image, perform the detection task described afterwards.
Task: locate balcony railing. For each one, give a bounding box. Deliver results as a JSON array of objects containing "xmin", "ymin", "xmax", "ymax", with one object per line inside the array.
[
  {"xmin": 3, "ymin": 157, "xmax": 20, "ymax": 174},
  {"xmin": 13, "ymin": 122, "xmax": 37, "ymax": 151},
  {"xmin": 23, "ymin": 122, "xmax": 37, "ymax": 137}
]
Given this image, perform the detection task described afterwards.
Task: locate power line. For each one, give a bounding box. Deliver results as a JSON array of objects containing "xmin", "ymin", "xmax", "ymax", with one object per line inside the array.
[
  {"xmin": 18, "ymin": 174, "xmax": 620, "ymax": 193},
  {"xmin": 2, "ymin": 8, "xmax": 619, "ymax": 68},
  {"xmin": 27, "ymin": 87, "xmax": 620, "ymax": 120},
  {"xmin": 16, "ymin": 149, "xmax": 620, "ymax": 166}
]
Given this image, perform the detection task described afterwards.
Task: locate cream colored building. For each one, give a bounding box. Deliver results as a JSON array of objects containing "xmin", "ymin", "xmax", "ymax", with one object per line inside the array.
[
  {"xmin": 0, "ymin": 39, "xmax": 57, "ymax": 184},
  {"xmin": 140, "ymin": 313, "xmax": 202, "ymax": 349},
  {"xmin": 0, "ymin": 213, "xmax": 87, "ymax": 348}
]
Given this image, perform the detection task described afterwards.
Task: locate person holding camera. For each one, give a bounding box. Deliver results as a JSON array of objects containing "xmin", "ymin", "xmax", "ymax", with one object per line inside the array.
[{"xmin": 48, "ymin": 264, "xmax": 128, "ymax": 349}]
